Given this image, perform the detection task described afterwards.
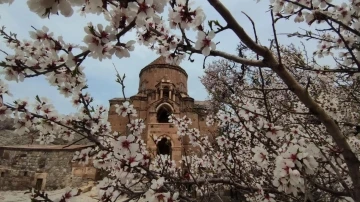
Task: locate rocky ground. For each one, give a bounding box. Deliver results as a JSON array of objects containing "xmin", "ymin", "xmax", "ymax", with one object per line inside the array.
[
  {"xmin": 0, "ymin": 181, "xmax": 131, "ymax": 202},
  {"xmin": 0, "ymin": 188, "xmax": 98, "ymax": 202},
  {"xmin": 0, "ymin": 190, "xmax": 237, "ymax": 202}
]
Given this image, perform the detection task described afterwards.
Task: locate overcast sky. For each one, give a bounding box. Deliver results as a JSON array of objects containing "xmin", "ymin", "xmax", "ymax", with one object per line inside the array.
[{"xmin": 0, "ymin": 0, "xmax": 322, "ymax": 114}]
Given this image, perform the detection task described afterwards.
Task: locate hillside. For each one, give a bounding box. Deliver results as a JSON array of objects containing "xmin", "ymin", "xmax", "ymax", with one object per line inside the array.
[{"xmin": 0, "ymin": 118, "xmax": 90, "ymax": 146}]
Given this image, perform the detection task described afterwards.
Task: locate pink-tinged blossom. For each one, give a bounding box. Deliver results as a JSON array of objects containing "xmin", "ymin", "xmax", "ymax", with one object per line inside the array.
[
  {"xmin": 27, "ymin": 0, "xmax": 58, "ymax": 18},
  {"xmin": 168, "ymin": 0, "xmax": 205, "ymax": 30},
  {"xmin": 294, "ymin": 11, "xmax": 305, "ymax": 23},
  {"xmin": 114, "ymin": 40, "xmax": 136, "ymax": 59},
  {"xmin": 115, "ymin": 134, "xmax": 139, "ymax": 154},
  {"xmin": 205, "ymin": 115, "xmax": 215, "ymax": 126},
  {"xmin": 59, "ymin": 83, "xmax": 73, "ymax": 97},
  {"xmin": 83, "ymin": 23, "xmax": 107, "ymax": 55},
  {"xmin": 29, "ymin": 26, "xmax": 53, "ymax": 41},
  {"xmin": 0, "ymin": 80, "xmax": 12, "ymax": 97},
  {"xmin": 127, "ymin": 119, "xmax": 146, "ymax": 136},
  {"xmin": 195, "ymin": 31, "xmax": 216, "ymax": 56},
  {"xmin": 36, "ymin": 133, "xmax": 56, "ymax": 144},
  {"xmin": 150, "ymin": 177, "xmax": 165, "ymax": 190},
  {"xmin": 252, "ymin": 146, "xmax": 269, "ymax": 168},
  {"xmin": 73, "ymin": 147, "xmax": 92, "ymax": 165},
  {"xmin": 0, "ymin": 106, "xmax": 12, "ymax": 121},
  {"xmin": 93, "ymin": 151, "xmax": 112, "ymax": 169},
  {"xmin": 163, "ymin": 53, "xmax": 185, "ymax": 66},
  {"xmin": 58, "ymin": 0, "xmax": 73, "ymax": 17},
  {"xmin": 270, "ymin": 0, "xmax": 285, "ymax": 13},
  {"xmin": 2, "ymin": 67, "xmax": 25, "ymax": 82},
  {"xmin": 96, "ymin": 24, "xmax": 116, "ymax": 44},
  {"xmin": 115, "ymin": 101, "xmax": 137, "ymax": 117},
  {"xmin": 128, "ymin": 0, "xmax": 155, "ymax": 26},
  {"xmin": 264, "ymin": 193, "xmax": 276, "ymax": 202},
  {"xmin": 348, "ymin": 136, "xmax": 360, "ymax": 156},
  {"xmin": 124, "ymin": 152, "xmax": 143, "ymax": 167},
  {"xmin": 137, "ymin": 29, "xmax": 157, "ymax": 46},
  {"xmin": 263, "ymin": 122, "xmax": 284, "ymax": 141},
  {"xmin": 334, "ymin": 3, "xmax": 354, "ymax": 24},
  {"xmin": 14, "ymin": 113, "xmax": 32, "ymax": 135},
  {"xmin": 106, "ymin": 8, "xmax": 136, "ymax": 29},
  {"xmin": 216, "ymin": 136, "xmax": 227, "ymax": 147},
  {"xmin": 312, "ymin": 0, "xmax": 332, "ymax": 8},
  {"xmin": 59, "ymin": 130, "xmax": 75, "ymax": 142}
]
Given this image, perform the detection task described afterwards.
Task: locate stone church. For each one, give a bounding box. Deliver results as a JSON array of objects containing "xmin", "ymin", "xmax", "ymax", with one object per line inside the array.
[{"xmin": 108, "ymin": 56, "xmax": 215, "ymax": 163}]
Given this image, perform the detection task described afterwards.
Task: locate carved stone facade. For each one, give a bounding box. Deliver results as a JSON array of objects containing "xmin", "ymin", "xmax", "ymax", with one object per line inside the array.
[
  {"xmin": 0, "ymin": 145, "xmax": 97, "ymax": 191},
  {"xmin": 108, "ymin": 56, "xmax": 216, "ymax": 163}
]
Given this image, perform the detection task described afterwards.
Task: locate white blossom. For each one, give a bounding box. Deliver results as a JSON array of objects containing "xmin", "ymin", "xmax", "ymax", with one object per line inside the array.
[{"xmin": 195, "ymin": 31, "xmax": 216, "ymax": 56}]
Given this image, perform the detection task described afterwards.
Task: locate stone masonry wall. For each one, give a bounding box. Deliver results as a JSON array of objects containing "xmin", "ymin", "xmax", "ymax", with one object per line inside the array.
[
  {"xmin": 0, "ymin": 149, "xmax": 73, "ymax": 190},
  {"xmin": 139, "ymin": 65, "xmax": 188, "ymax": 92},
  {"xmin": 0, "ymin": 167, "xmax": 35, "ymax": 190},
  {"xmin": 0, "ymin": 148, "xmax": 96, "ymax": 191}
]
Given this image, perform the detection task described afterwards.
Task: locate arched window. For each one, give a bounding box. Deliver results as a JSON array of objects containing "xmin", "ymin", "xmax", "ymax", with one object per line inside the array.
[
  {"xmin": 157, "ymin": 104, "xmax": 172, "ymax": 123},
  {"xmin": 163, "ymin": 86, "xmax": 170, "ymax": 98},
  {"xmin": 157, "ymin": 137, "xmax": 172, "ymax": 156}
]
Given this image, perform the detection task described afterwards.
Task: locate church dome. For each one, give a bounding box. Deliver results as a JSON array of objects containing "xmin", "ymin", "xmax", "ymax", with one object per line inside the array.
[{"xmin": 138, "ymin": 56, "xmax": 188, "ymax": 93}]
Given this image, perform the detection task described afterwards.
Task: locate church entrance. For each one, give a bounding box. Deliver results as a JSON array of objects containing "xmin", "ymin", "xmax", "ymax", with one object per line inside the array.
[{"xmin": 156, "ymin": 137, "xmax": 172, "ymax": 158}]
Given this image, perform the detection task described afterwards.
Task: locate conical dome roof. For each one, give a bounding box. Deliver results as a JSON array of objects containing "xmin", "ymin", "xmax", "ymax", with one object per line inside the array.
[
  {"xmin": 147, "ymin": 56, "xmax": 184, "ymax": 67},
  {"xmin": 148, "ymin": 56, "xmax": 168, "ymax": 66}
]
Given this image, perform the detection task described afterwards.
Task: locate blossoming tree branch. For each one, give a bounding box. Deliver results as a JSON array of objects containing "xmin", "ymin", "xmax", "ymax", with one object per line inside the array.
[{"xmin": 0, "ymin": 0, "xmax": 360, "ymax": 201}]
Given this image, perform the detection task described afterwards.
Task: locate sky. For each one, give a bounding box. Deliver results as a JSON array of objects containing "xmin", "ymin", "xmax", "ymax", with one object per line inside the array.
[{"xmin": 0, "ymin": 0, "xmax": 325, "ymax": 115}]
